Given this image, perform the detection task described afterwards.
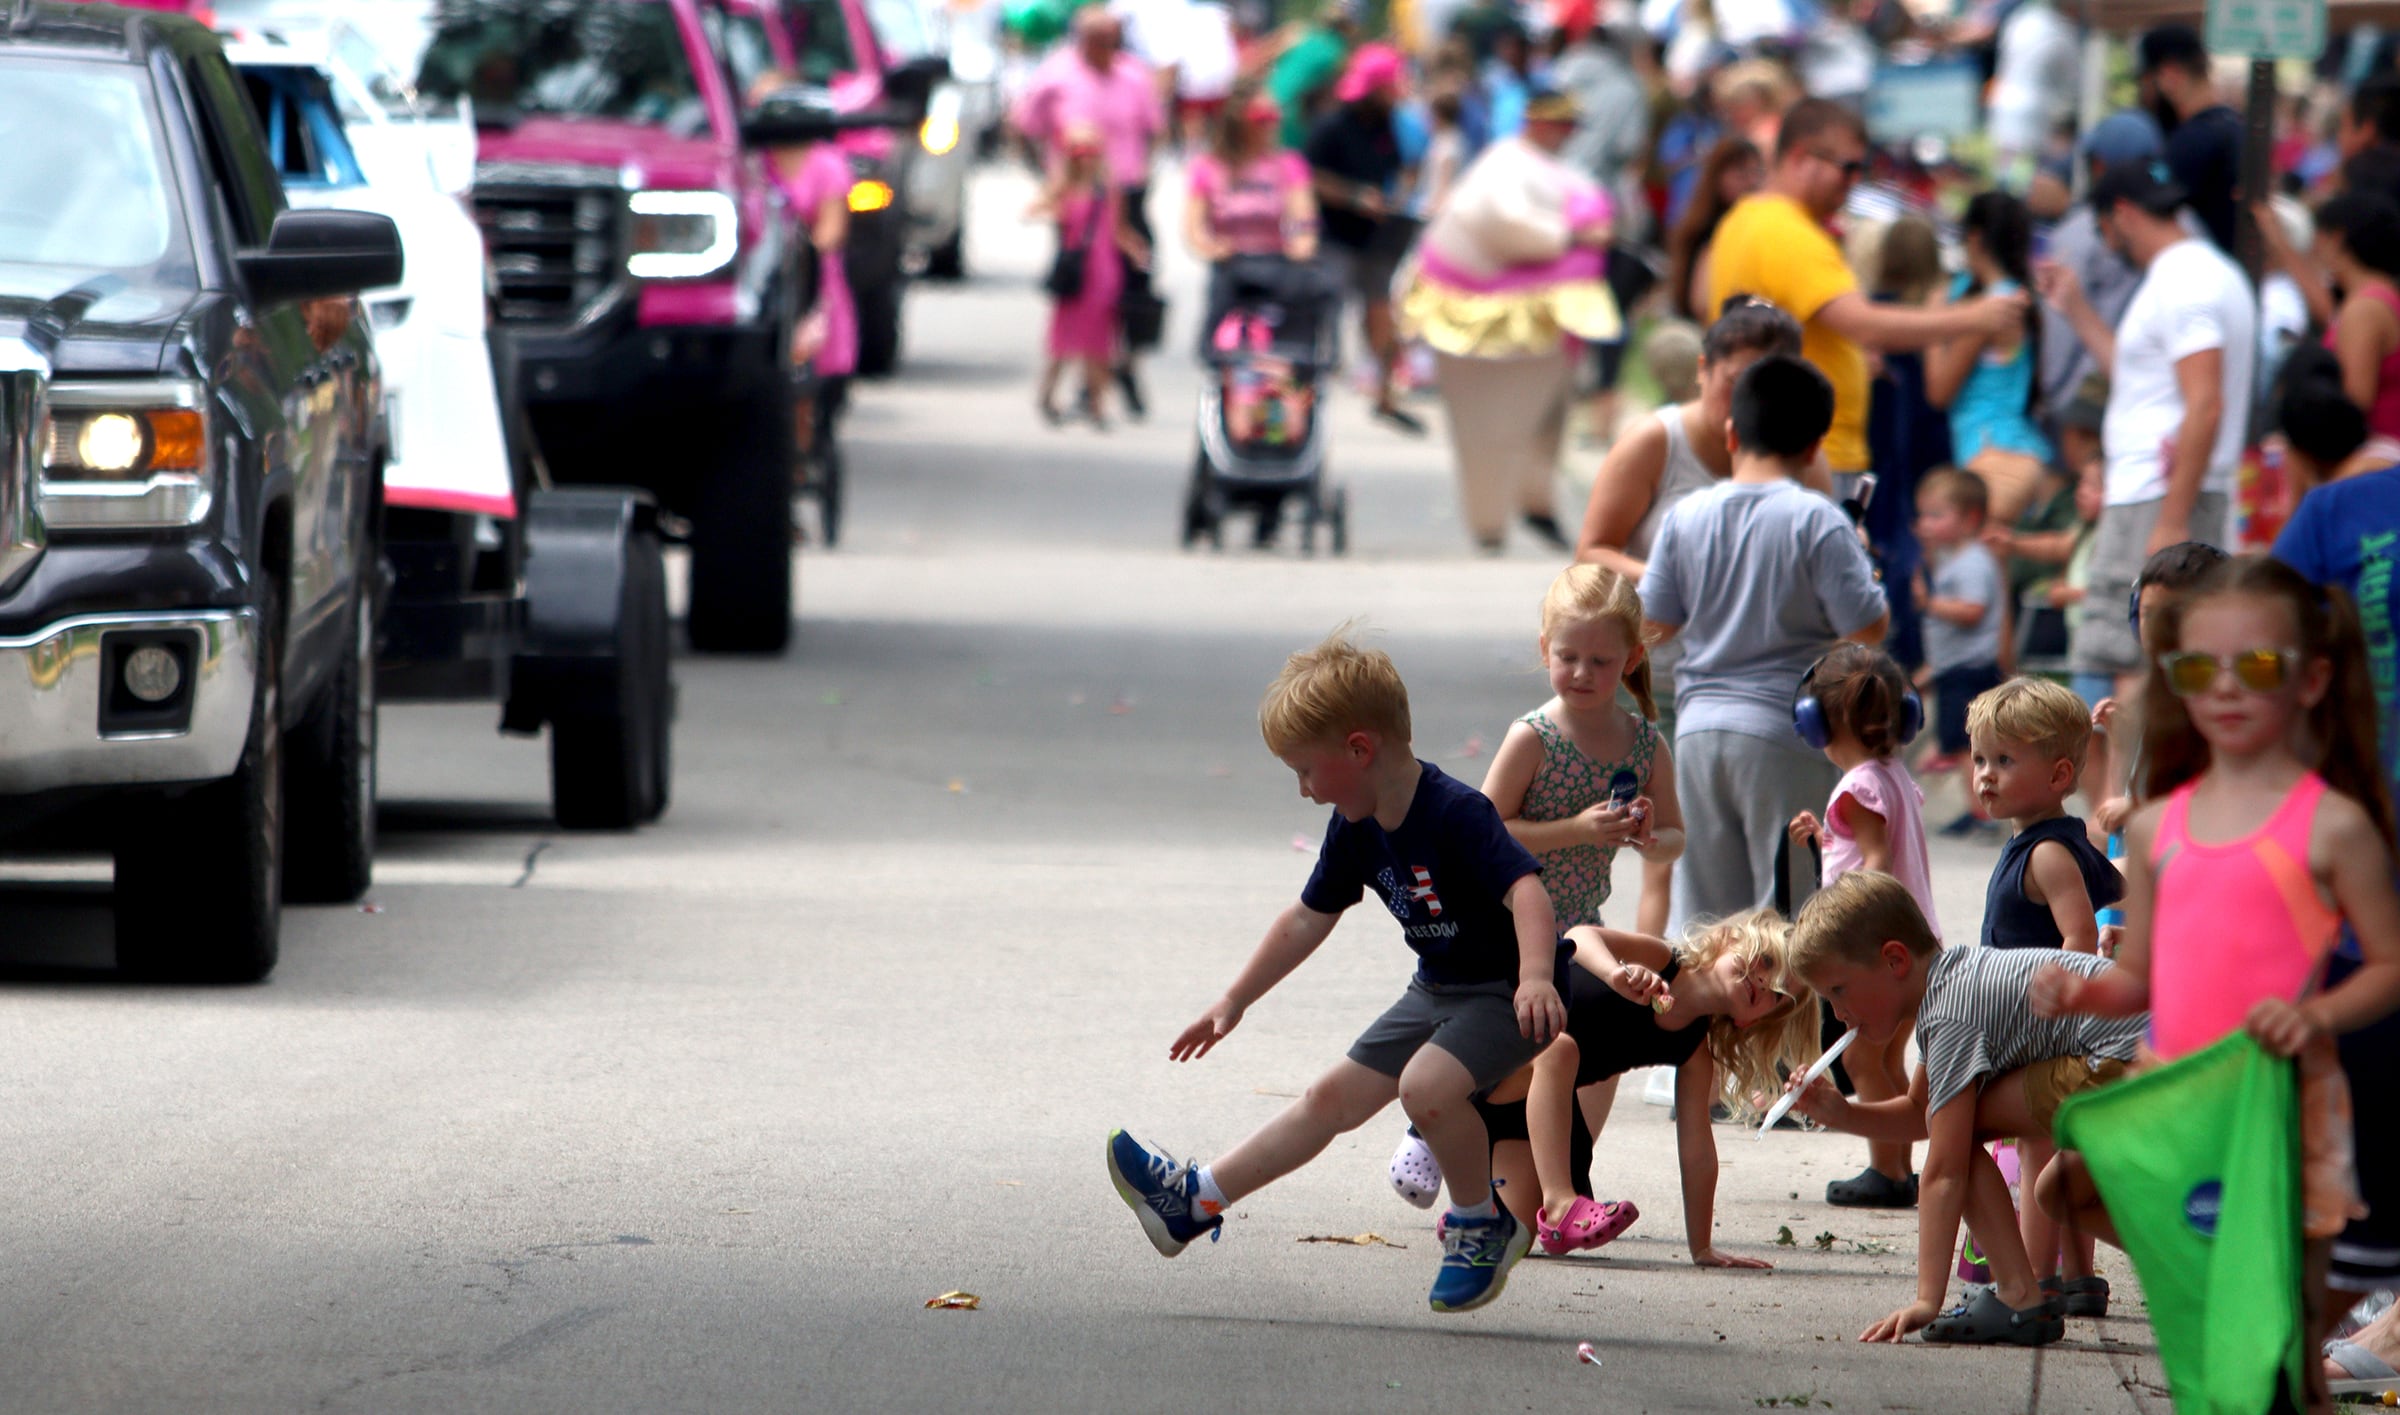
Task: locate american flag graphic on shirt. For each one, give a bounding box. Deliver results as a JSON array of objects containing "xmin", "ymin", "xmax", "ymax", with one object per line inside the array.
[{"xmin": 1408, "ymin": 867, "xmax": 1442, "ymax": 916}]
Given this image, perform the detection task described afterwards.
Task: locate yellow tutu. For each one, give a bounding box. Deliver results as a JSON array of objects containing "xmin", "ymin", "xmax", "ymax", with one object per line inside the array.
[{"xmin": 1399, "ymin": 273, "xmax": 1622, "ymax": 360}]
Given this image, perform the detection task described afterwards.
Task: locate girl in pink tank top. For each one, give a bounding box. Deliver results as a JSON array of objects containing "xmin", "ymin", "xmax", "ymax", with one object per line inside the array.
[{"xmin": 2032, "ymin": 557, "xmax": 2400, "ymax": 1401}]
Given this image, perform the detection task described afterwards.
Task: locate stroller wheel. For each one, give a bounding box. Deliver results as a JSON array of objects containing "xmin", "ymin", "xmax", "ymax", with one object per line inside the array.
[
  {"xmin": 1329, "ymin": 485, "xmax": 1349, "ymax": 556},
  {"xmin": 1298, "ymin": 496, "xmax": 1320, "ymax": 558}
]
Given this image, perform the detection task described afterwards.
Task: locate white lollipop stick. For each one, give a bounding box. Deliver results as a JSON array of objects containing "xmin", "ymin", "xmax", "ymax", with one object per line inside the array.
[{"xmin": 1755, "ymin": 1028, "xmax": 1858, "ymax": 1139}]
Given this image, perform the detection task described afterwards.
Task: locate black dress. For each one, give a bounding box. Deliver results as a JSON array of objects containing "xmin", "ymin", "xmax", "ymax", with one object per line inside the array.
[{"xmin": 1472, "ymin": 955, "xmax": 1709, "ymax": 1197}]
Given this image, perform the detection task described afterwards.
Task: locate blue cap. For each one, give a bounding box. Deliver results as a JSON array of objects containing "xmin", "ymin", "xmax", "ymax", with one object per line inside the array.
[{"xmin": 2083, "ymin": 111, "xmax": 2165, "ymax": 170}]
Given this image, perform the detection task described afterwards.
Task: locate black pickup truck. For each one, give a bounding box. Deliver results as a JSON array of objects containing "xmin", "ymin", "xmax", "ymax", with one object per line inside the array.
[{"xmin": 0, "ymin": 2, "xmax": 402, "ymax": 981}]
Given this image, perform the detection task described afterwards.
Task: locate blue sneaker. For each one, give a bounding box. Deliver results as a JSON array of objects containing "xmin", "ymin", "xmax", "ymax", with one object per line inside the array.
[
  {"xmin": 1428, "ymin": 1206, "xmax": 1532, "ymax": 1313},
  {"xmin": 1106, "ymin": 1129, "xmax": 1223, "ymax": 1257}
]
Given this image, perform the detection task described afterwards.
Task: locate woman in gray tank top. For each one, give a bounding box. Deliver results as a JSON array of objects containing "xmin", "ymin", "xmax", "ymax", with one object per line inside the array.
[{"xmin": 1572, "ymin": 298, "xmax": 1804, "ymax": 932}]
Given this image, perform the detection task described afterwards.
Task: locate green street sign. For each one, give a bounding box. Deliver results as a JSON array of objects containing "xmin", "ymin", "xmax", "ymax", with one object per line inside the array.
[{"xmin": 2205, "ymin": 0, "xmax": 2325, "ymax": 59}]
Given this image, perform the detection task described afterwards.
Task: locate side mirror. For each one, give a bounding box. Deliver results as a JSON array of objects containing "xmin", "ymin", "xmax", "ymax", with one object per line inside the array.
[
  {"xmin": 883, "ymin": 53, "xmax": 951, "ymax": 109},
  {"xmin": 740, "ymin": 93, "xmax": 917, "ymax": 148},
  {"xmin": 238, "ymin": 210, "xmax": 404, "ymax": 304}
]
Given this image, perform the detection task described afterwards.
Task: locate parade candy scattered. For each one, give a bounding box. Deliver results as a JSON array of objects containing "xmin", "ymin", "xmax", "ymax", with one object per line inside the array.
[
  {"xmin": 924, "ymin": 1291, "xmax": 981, "ymax": 1310},
  {"xmin": 1575, "ymin": 1342, "xmax": 1603, "ymax": 1366}
]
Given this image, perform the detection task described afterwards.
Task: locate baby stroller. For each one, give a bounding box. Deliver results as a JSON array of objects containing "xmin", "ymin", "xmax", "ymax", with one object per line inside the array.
[{"xmin": 1180, "ymin": 254, "xmax": 1349, "ymax": 554}]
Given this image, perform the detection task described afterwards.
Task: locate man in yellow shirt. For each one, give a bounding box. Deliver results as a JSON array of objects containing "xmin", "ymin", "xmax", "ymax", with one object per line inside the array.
[{"xmin": 1710, "ymin": 100, "xmax": 2026, "ymax": 485}]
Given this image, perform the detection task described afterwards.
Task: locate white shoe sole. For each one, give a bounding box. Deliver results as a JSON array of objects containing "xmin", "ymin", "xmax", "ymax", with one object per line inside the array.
[
  {"xmin": 1429, "ymin": 1218, "xmax": 1534, "ymax": 1313},
  {"xmin": 1106, "ymin": 1131, "xmax": 1197, "ymax": 1258}
]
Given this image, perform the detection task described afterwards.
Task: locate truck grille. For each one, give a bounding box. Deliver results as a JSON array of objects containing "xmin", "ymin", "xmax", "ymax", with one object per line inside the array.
[{"xmin": 470, "ymin": 170, "xmax": 624, "ymax": 328}]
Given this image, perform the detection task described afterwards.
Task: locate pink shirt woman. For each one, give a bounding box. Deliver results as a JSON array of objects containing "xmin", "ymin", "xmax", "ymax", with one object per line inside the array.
[
  {"xmin": 771, "ymin": 143, "xmax": 857, "ymax": 378},
  {"xmin": 1186, "ymin": 149, "xmax": 1313, "ymax": 257}
]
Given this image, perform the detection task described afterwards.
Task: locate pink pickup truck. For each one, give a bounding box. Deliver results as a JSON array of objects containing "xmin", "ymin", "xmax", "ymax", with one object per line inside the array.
[{"xmin": 413, "ymin": 0, "xmax": 939, "ymax": 654}]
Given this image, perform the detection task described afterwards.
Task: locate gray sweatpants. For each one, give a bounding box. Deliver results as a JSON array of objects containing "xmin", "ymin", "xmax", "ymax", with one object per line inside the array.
[{"xmin": 1668, "ymin": 730, "xmax": 1840, "ymax": 939}]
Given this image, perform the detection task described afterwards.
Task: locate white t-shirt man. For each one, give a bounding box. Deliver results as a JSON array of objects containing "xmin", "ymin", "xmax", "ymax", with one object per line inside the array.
[{"xmin": 2102, "ymin": 236, "xmax": 2257, "ymax": 508}]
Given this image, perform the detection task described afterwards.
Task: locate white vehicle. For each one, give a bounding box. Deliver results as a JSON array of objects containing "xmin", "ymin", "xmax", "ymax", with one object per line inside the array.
[
  {"xmin": 223, "ymin": 25, "xmax": 513, "ymax": 525},
  {"xmin": 870, "ymin": 0, "xmax": 996, "ymax": 279}
]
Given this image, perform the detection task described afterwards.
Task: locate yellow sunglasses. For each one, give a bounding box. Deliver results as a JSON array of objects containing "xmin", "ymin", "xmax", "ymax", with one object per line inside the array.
[{"xmin": 2158, "ymin": 647, "xmax": 2300, "ymax": 697}]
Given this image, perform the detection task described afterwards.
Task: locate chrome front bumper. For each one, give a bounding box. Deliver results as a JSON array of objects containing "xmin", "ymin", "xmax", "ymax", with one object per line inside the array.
[{"xmin": 0, "ymin": 609, "xmax": 258, "ymax": 795}]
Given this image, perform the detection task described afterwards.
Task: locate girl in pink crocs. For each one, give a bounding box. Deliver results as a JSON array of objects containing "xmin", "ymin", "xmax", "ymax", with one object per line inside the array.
[
  {"xmin": 1453, "ymin": 564, "xmax": 1684, "ymax": 1246},
  {"xmin": 1393, "ymin": 911, "xmax": 1819, "ymax": 1265}
]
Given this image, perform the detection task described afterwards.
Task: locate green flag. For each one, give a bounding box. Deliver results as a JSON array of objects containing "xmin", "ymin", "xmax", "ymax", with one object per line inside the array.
[{"xmin": 2054, "ymin": 1033, "xmax": 2305, "ymax": 1415}]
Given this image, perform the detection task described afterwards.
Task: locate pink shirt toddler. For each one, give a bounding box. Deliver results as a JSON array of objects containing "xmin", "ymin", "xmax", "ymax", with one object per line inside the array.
[{"xmin": 1821, "ymin": 756, "xmax": 1941, "ymax": 939}]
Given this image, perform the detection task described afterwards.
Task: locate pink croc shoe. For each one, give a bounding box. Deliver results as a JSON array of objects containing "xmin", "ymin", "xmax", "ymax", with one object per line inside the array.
[{"xmin": 1538, "ymin": 1197, "xmax": 1640, "ymax": 1255}]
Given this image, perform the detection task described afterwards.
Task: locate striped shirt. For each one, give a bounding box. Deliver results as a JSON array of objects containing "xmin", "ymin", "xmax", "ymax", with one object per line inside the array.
[{"xmin": 1918, "ymin": 947, "xmax": 2148, "ymax": 1115}]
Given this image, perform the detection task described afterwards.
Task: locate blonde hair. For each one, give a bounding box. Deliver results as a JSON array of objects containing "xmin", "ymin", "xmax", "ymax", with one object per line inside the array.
[
  {"xmin": 1917, "ymin": 465, "xmax": 1989, "ymax": 523},
  {"xmin": 1259, "ymin": 625, "xmax": 1413, "ymax": 755},
  {"xmin": 1676, "ymin": 909, "xmax": 1820, "ymax": 1112},
  {"xmin": 1873, "ymin": 215, "xmax": 1944, "ymax": 305},
  {"xmin": 1790, "ymin": 871, "xmax": 1940, "ymax": 978},
  {"xmin": 1643, "ymin": 319, "xmax": 1703, "ymax": 404},
  {"xmin": 1966, "ymin": 676, "xmax": 2093, "ymax": 778},
  {"xmin": 1539, "ymin": 564, "xmax": 1657, "ymax": 720}
]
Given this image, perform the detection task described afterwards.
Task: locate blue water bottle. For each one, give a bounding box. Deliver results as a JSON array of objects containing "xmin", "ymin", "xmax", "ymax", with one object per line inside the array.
[{"xmin": 2097, "ymin": 832, "xmax": 2126, "ymax": 932}]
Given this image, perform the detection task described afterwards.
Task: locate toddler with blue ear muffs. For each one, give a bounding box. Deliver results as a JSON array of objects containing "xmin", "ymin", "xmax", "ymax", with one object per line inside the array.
[{"xmin": 1785, "ymin": 645, "xmax": 1937, "ymax": 1211}]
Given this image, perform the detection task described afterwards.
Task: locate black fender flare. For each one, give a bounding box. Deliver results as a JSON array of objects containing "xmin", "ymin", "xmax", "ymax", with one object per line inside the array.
[{"xmin": 502, "ymin": 487, "xmax": 663, "ymax": 732}]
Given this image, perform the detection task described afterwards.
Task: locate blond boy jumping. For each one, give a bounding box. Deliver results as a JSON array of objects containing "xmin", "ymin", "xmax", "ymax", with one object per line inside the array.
[{"xmin": 1107, "ymin": 630, "xmax": 1567, "ymax": 1313}]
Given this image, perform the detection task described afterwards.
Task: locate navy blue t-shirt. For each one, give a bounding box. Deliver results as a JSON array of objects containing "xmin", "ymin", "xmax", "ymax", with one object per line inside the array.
[{"xmin": 1299, "ymin": 760, "xmax": 1546, "ymax": 985}]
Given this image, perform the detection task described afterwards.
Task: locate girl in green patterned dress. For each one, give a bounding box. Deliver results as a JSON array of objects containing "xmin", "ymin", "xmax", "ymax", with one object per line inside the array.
[{"xmin": 1389, "ymin": 564, "xmax": 1689, "ymax": 1243}]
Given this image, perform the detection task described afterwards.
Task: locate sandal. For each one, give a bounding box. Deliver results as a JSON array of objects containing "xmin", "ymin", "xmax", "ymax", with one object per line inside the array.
[
  {"xmin": 2041, "ymin": 1275, "xmax": 2110, "ymax": 1318},
  {"xmin": 1388, "ymin": 1129, "xmax": 1442, "ymax": 1210},
  {"xmin": 1920, "ymin": 1287, "xmax": 2065, "ymax": 1346},
  {"xmin": 1827, "ymin": 1167, "xmax": 1919, "ymax": 1208},
  {"xmin": 2326, "ymin": 1338, "xmax": 2400, "ymax": 1396},
  {"xmin": 1538, "ymin": 1196, "xmax": 1639, "ymax": 1255}
]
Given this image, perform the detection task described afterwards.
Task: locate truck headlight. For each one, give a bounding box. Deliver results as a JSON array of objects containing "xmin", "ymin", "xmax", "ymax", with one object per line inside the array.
[
  {"xmin": 627, "ymin": 190, "xmax": 738, "ymax": 279},
  {"xmin": 42, "ymin": 381, "xmax": 212, "ymax": 529},
  {"xmin": 921, "ymin": 112, "xmax": 960, "ymax": 157}
]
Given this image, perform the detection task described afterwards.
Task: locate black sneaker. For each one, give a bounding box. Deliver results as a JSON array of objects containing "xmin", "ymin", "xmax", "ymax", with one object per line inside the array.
[
  {"xmin": 1374, "ymin": 403, "xmax": 1427, "ymax": 436},
  {"xmin": 1827, "ymin": 1167, "xmax": 1918, "ymax": 1208},
  {"xmin": 1522, "ymin": 512, "xmax": 1572, "ymax": 550},
  {"xmin": 1115, "ymin": 366, "xmax": 1147, "ymax": 421}
]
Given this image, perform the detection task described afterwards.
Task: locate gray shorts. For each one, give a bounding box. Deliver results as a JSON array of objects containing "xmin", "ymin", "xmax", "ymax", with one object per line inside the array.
[
  {"xmin": 2067, "ymin": 491, "xmax": 2232, "ymax": 676},
  {"xmin": 1348, "ymin": 977, "xmax": 1547, "ymax": 1089},
  {"xmin": 1319, "ymin": 241, "xmax": 1402, "ymax": 306}
]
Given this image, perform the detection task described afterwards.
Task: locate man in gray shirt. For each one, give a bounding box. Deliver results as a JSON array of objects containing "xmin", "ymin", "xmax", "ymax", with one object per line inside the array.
[
  {"xmin": 1550, "ymin": 25, "xmax": 1650, "ymax": 237},
  {"xmin": 2037, "ymin": 112, "xmax": 2163, "ymax": 425},
  {"xmin": 1640, "ymin": 357, "xmax": 1891, "ymax": 936}
]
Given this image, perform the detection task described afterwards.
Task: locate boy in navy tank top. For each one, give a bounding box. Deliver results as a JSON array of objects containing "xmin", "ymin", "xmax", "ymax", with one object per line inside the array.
[
  {"xmin": 1105, "ymin": 630, "xmax": 1569, "ymax": 1315},
  {"xmin": 1963, "ymin": 676, "xmax": 2124, "ymax": 1316},
  {"xmin": 1965, "ymin": 679, "xmax": 2124, "ymax": 954}
]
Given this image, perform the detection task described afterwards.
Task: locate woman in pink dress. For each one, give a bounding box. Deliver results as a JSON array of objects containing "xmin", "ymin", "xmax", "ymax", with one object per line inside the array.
[
  {"xmin": 756, "ymin": 84, "xmax": 858, "ymax": 469},
  {"xmin": 1031, "ymin": 124, "xmax": 1148, "ymax": 427}
]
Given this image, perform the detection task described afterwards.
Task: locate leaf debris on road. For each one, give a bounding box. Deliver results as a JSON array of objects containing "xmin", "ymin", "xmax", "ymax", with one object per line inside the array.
[{"xmin": 1297, "ymin": 1233, "xmax": 1403, "ymax": 1249}]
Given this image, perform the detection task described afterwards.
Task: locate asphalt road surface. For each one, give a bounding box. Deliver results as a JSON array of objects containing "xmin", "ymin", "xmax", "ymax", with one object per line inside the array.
[{"xmin": 0, "ymin": 165, "xmax": 2172, "ymax": 1414}]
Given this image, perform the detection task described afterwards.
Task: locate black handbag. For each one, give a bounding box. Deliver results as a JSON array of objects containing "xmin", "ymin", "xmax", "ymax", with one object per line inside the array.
[{"xmin": 1043, "ymin": 185, "xmax": 1102, "ymax": 300}]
